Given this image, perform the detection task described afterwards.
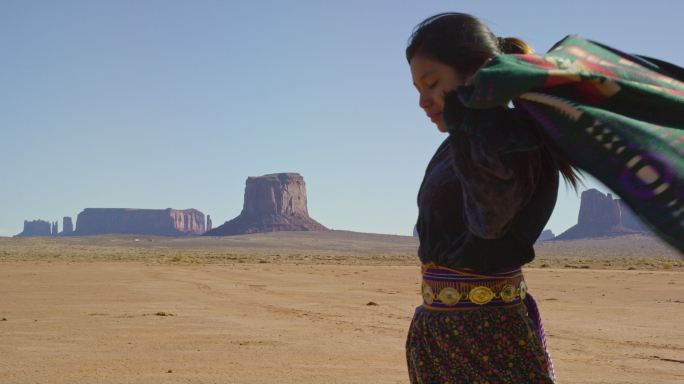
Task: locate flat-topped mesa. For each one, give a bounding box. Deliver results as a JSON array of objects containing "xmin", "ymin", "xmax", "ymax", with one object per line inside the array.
[
  {"xmin": 241, "ymin": 173, "xmax": 311, "ymax": 217},
  {"xmin": 73, "ymin": 208, "xmax": 205, "ymax": 236},
  {"xmin": 205, "ymin": 172, "xmax": 328, "ymax": 236},
  {"xmin": 556, "ymin": 188, "xmax": 649, "ymax": 240},
  {"xmin": 15, "ymin": 219, "xmax": 52, "ymax": 237}
]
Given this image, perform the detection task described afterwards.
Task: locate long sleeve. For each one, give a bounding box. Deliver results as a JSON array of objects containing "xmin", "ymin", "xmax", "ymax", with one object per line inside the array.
[
  {"xmin": 415, "ymin": 128, "xmax": 558, "ymax": 272},
  {"xmin": 448, "ymin": 131, "xmax": 542, "ymax": 239},
  {"xmin": 415, "ymin": 88, "xmax": 559, "ymax": 270},
  {"xmin": 442, "ymin": 91, "xmax": 544, "ymax": 239}
]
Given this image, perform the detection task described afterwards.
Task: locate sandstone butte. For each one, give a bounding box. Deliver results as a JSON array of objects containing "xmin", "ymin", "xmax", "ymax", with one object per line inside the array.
[
  {"xmin": 554, "ymin": 188, "xmax": 649, "ymax": 240},
  {"xmin": 15, "ymin": 219, "xmax": 52, "ymax": 237},
  {"xmin": 62, "ymin": 216, "xmax": 74, "ymax": 235},
  {"xmin": 73, "ymin": 208, "xmax": 205, "ymax": 236},
  {"xmin": 205, "ymin": 172, "xmax": 328, "ymax": 236}
]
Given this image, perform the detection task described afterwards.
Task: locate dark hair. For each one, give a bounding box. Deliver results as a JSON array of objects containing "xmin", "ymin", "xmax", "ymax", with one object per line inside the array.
[{"xmin": 406, "ymin": 13, "xmax": 581, "ymax": 190}]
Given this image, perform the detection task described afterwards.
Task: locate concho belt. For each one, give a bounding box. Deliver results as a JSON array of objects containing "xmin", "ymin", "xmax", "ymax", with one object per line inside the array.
[{"xmin": 420, "ymin": 262, "xmax": 526, "ymax": 310}]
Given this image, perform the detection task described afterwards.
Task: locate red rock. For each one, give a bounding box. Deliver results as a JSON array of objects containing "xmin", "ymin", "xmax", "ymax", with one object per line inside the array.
[
  {"xmin": 536, "ymin": 229, "xmax": 555, "ymax": 242},
  {"xmin": 15, "ymin": 220, "xmax": 52, "ymax": 237},
  {"xmin": 205, "ymin": 173, "xmax": 328, "ymax": 236},
  {"xmin": 556, "ymin": 189, "xmax": 648, "ymax": 240},
  {"xmin": 74, "ymin": 208, "xmax": 205, "ymax": 236},
  {"xmin": 62, "ymin": 217, "xmax": 74, "ymax": 235}
]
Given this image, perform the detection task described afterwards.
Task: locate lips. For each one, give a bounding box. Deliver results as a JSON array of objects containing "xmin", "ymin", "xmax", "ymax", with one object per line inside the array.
[{"xmin": 428, "ymin": 112, "xmax": 442, "ymax": 123}]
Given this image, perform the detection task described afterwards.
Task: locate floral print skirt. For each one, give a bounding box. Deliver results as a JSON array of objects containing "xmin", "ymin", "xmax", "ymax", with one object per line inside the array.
[{"xmin": 406, "ymin": 301, "xmax": 555, "ymax": 383}]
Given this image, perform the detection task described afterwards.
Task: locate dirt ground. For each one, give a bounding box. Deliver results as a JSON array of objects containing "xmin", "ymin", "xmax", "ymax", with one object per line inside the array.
[{"xmin": 0, "ymin": 261, "xmax": 682, "ymax": 383}]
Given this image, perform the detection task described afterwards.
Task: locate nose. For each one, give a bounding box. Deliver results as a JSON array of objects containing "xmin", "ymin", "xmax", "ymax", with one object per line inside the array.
[{"xmin": 419, "ymin": 92, "xmax": 431, "ymax": 109}]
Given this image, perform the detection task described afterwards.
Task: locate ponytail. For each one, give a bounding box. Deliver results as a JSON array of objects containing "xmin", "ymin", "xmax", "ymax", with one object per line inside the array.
[{"xmin": 497, "ymin": 37, "xmax": 535, "ymax": 55}]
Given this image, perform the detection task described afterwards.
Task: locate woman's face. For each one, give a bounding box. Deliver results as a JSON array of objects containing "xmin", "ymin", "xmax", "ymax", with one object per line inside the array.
[{"xmin": 410, "ymin": 55, "xmax": 467, "ymax": 133}]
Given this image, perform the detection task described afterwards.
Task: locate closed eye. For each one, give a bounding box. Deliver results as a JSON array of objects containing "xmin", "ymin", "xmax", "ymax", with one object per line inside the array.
[{"xmin": 413, "ymin": 80, "xmax": 438, "ymax": 93}]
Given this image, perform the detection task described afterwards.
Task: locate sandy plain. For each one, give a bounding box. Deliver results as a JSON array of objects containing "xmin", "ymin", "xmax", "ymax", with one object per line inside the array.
[{"xmin": 1, "ymin": 232, "xmax": 683, "ymax": 383}]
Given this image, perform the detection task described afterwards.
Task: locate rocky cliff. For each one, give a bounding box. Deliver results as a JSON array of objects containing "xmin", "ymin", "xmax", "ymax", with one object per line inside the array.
[
  {"xmin": 618, "ymin": 200, "xmax": 648, "ymax": 232},
  {"xmin": 15, "ymin": 219, "xmax": 52, "ymax": 237},
  {"xmin": 62, "ymin": 217, "xmax": 74, "ymax": 235},
  {"xmin": 205, "ymin": 172, "xmax": 328, "ymax": 236},
  {"xmin": 537, "ymin": 229, "xmax": 555, "ymax": 242},
  {"xmin": 74, "ymin": 208, "xmax": 205, "ymax": 236},
  {"xmin": 556, "ymin": 189, "xmax": 649, "ymax": 240}
]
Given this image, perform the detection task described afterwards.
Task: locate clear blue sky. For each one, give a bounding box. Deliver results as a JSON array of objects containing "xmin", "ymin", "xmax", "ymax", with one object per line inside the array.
[{"xmin": 1, "ymin": 0, "xmax": 682, "ymax": 237}]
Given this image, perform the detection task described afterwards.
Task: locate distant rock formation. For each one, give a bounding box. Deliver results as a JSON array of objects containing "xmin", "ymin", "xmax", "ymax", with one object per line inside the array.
[
  {"xmin": 206, "ymin": 215, "xmax": 212, "ymax": 233},
  {"xmin": 15, "ymin": 219, "xmax": 52, "ymax": 237},
  {"xmin": 537, "ymin": 229, "xmax": 555, "ymax": 242},
  {"xmin": 556, "ymin": 189, "xmax": 649, "ymax": 240},
  {"xmin": 617, "ymin": 200, "xmax": 648, "ymax": 232},
  {"xmin": 51, "ymin": 221, "xmax": 58, "ymax": 236},
  {"xmin": 205, "ymin": 172, "xmax": 328, "ymax": 236},
  {"xmin": 413, "ymin": 224, "xmax": 418, "ymax": 237},
  {"xmin": 74, "ymin": 208, "xmax": 205, "ymax": 236},
  {"xmin": 62, "ymin": 217, "xmax": 74, "ymax": 235}
]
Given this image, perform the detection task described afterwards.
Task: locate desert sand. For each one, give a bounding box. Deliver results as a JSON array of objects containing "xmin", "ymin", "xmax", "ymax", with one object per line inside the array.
[{"xmin": 1, "ymin": 233, "xmax": 682, "ymax": 383}]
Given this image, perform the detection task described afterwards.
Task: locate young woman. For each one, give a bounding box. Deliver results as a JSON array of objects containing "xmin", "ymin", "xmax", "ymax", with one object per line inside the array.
[{"xmin": 405, "ymin": 13, "xmax": 581, "ymax": 383}]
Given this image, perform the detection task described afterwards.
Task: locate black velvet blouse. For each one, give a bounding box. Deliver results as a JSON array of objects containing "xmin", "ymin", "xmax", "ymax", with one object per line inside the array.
[{"xmin": 415, "ymin": 103, "xmax": 560, "ymax": 273}]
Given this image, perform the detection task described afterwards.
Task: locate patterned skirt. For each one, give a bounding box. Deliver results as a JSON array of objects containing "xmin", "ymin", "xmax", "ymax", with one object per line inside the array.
[{"xmin": 406, "ymin": 264, "xmax": 556, "ymax": 383}]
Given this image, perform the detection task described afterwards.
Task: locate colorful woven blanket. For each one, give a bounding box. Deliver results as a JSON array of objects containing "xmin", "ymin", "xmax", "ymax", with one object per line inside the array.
[{"xmin": 456, "ymin": 35, "xmax": 684, "ymax": 255}]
